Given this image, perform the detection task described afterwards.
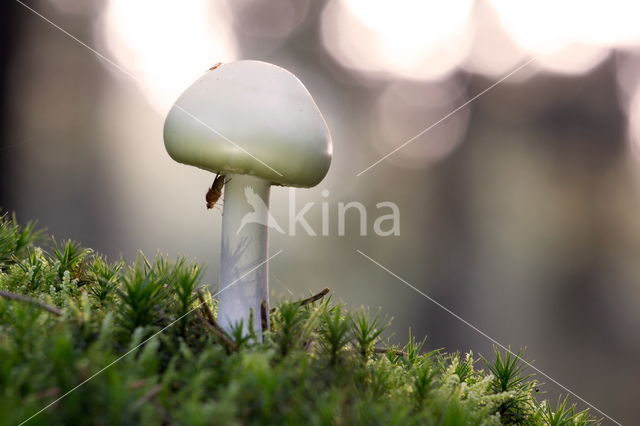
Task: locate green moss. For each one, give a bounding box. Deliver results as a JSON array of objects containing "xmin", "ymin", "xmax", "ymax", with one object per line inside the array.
[{"xmin": 0, "ymin": 212, "xmax": 598, "ymax": 425}]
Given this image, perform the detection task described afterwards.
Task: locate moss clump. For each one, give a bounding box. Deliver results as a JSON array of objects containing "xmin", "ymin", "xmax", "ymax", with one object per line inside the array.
[{"xmin": 0, "ymin": 212, "xmax": 597, "ymax": 425}]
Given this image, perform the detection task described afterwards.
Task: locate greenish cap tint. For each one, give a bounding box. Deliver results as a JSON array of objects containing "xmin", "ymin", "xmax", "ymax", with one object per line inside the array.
[{"xmin": 163, "ymin": 60, "xmax": 332, "ymax": 187}]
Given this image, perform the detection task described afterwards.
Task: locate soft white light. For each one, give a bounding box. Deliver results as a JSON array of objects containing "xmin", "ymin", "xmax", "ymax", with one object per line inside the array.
[
  {"xmin": 463, "ymin": 0, "xmax": 530, "ymax": 78},
  {"xmin": 231, "ymin": 0, "xmax": 310, "ymax": 39},
  {"xmin": 627, "ymin": 84, "xmax": 640, "ymax": 160},
  {"xmin": 100, "ymin": 0, "xmax": 237, "ymax": 113},
  {"xmin": 533, "ymin": 43, "xmax": 609, "ymax": 76},
  {"xmin": 321, "ymin": 0, "xmax": 474, "ymax": 81},
  {"xmin": 487, "ymin": 0, "xmax": 640, "ymax": 75},
  {"xmin": 371, "ymin": 81, "xmax": 469, "ymax": 169}
]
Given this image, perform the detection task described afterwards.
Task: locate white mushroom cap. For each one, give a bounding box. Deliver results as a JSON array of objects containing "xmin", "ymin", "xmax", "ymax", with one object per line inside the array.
[{"xmin": 163, "ymin": 60, "xmax": 332, "ymax": 187}]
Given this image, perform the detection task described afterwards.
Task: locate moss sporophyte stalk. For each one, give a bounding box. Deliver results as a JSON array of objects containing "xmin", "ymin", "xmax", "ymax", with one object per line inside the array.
[{"xmin": 0, "ymin": 212, "xmax": 599, "ymax": 425}]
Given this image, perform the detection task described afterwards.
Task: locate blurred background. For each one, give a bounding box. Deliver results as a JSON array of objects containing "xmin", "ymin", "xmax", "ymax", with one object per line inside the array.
[{"xmin": 1, "ymin": 0, "xmax": 639, "ymax": 422}]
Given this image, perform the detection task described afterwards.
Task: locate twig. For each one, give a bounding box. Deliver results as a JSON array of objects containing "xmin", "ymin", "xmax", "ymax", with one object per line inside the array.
[
  {"xmin": 35, "ymin": 387, "xmax": 61, "ymax": 400},
  {"xmin": 201, "ymin": 314, "xmax": 240, "ymax": 352},
  {"xmin": 260, "ymin": 299, "xmax": 269, "ymax": 332},
  {"xmin": 303, "ymin": 337, "xmax": 314, "ymax": 352},
  {"xmin": 127, "ymin": 379, "xmax": 147, "ymax": 390},
  {"xmin": 374, "ymin": 347, "xmax": 408, "ymax": 357},
  {"xmin": 0, "ymin": 290, "xmax": 62, "ymax": 316},
  {"xmin": 132, "ymin": 384, "xmax": 162, "ymax": 410},
  {"xmin": 271, "ymin": 287, "xmax": 331, "ymax": 313},
  {"xmin": 197, "ymin": 290, "xmax": 216, "ymax": 324},
  {"xmin": 197, "ymin": 290, "xmax": 239, "ymax": 352},
  {"xmin": 298, "ymin": 287, "xmax": 330, "ymax": 306}
]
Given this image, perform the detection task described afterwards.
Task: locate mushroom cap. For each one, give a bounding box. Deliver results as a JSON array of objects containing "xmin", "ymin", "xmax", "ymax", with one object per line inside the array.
[{"xmin": 163, "ymin": 60, "xmax": 332, "ymax": 188}]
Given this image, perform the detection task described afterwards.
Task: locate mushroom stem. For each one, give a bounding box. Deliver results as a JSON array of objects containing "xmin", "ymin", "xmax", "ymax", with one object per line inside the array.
[{"xmin": 217, "ymin": 173, "xmax": 271, "ymax": 337}]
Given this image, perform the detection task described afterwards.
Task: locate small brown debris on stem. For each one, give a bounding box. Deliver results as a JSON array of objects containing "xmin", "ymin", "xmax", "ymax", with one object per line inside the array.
[
  {"xmin": 0, "ymin": 290, "xmax": 62, "ymax": 316},
  {"xmin": 205, "ymin": 173, "xmax": 226, "ymax": 210},
  {"xmin": 260, "ymin": 299, "xmax": 269, "ymax": 332},
  {"xmin": 374, "ymin": 347, "xmax": 408, "ymax": 357},
  {"xmin": 197, "ymin": 290, "xmax": 239, "ymax": 352}
]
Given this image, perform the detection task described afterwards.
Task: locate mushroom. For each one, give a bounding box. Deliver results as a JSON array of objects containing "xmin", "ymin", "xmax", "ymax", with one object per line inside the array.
[{"xmin": 163, "ymin": 60, "xmax": 332, "ymax": 336}]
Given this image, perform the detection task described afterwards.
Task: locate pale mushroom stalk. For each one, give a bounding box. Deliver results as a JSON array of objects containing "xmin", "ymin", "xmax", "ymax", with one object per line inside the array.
[
  {"xmin": 217, "ymin": 174, "xmax": 271, "ymax": 334},
  {"xmin": 164, "ymin": 60, "xmax": 332, "ymax": 337}
]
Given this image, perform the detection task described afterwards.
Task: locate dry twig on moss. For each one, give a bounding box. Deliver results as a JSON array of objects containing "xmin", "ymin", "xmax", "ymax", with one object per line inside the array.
[
  {"xmin": 271, "ymin": 287, "xmax": 331, "ymax": 313},
  {"xmin": 197, "ymin": 290, "xmax": 239, "ymax": 352},
  {"xmin": 0, "ymin": 290, "xmax": 62, "ymax": 316},
  {"xmin": 374, "ymin": 347, "xmax": 408, "ymax": 357}
]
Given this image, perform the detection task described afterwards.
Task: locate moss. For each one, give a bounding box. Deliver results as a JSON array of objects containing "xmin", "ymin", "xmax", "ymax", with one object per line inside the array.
[{"xmin": 0, "ymin": 212, "xmax": 598, "ymax": 425}]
